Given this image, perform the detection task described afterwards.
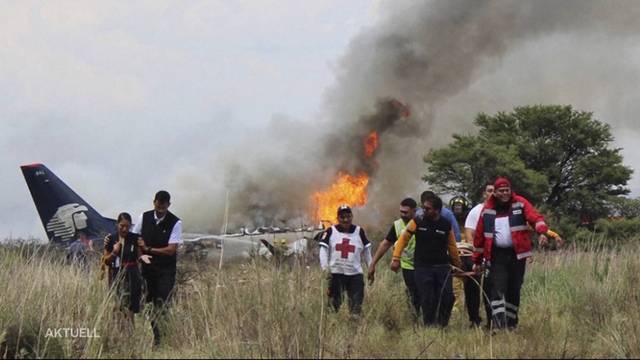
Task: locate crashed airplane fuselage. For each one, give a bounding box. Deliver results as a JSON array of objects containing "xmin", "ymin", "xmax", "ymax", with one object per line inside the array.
[{"xmin": 20, "ymin": 163, "xmax": 319, "ymax": 263}]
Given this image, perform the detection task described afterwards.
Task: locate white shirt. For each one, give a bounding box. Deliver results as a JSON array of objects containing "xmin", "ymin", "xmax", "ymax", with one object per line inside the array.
[
  {"xmin": 493, "ymin": 216, "xmax": 513, "ymax": 248},
  {"xmin": 132, "ymin": 212, "xmax": 183, "ymax": 245},
  {"xmin": 464, "ymin": 203, "xmax": 484, "ymax": 230}
]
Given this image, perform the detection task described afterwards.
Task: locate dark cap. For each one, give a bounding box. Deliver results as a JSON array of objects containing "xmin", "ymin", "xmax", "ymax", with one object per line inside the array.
[{"xmin": 337, "ymin": 204, "xmax": 352, "ymax": 215}]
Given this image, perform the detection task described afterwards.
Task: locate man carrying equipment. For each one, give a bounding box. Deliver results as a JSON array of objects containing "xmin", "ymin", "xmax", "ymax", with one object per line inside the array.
[
  {"xmin": 448, "ymin": 195, "xmax": 471, "ymax": 317},
  {"xmin": 463, "ymin": 182, "xmax": 495, "ymax": 327},
  {"xmin": 472, "ymin": 177, "xmax": 558, "ymax": 329},
  {"xmin": 391, "ymin": 192, "xmax": 461, "ymax": 327}
]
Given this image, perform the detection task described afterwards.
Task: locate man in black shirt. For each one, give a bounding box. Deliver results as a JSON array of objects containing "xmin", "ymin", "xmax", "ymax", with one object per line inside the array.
[
  {"xmin": 392, "ymin": 192, "xmax": 461, "ymax": 327},
  {"xmin": 133, "ymin": 190, "xmax": 182, "ymax": 346}
]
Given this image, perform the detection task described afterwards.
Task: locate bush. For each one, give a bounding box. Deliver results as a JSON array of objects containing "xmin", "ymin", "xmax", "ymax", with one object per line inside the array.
[
  {"xmin": 607, "ymin": 197, "xmax": 640, "ymax": 218},
  {"xmin": 545, "ymin": 215, "xmax": 640, "ymax": 249},
  {"xmin": 593, "ymin": 217, "xmax": 640, "ymax": 240}
]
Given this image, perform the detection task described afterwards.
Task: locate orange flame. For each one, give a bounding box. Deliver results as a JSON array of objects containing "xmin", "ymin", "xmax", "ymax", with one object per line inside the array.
[
  {"xmin": 313, "ymin": 172, "xmax": 369, "ymax": 224},
  {"xmin": 364, "ymin": 131, "xmax": 379, "ymax": 158}
]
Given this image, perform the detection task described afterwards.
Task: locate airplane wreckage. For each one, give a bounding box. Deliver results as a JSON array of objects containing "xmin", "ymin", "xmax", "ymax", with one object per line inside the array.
[
  {"xmin": 20, "ymin": 100, "xmax": 415, "ymax": 266},
  {"xmin": 20, "ymin": 163, "xmax": 321, "ymax": 265},
  {"xmin": 180, "ymin": 228, "xmax": 320, "ymax": 265}
]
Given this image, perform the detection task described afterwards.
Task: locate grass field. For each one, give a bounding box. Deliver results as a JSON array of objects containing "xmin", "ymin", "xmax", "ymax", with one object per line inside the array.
[{"xmin": 1, "ymin": 238, "xmax": 639, "ymax": 359}]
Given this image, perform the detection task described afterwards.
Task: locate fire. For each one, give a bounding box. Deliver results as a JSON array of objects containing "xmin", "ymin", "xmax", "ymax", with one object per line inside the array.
[
  {"xmin": 309, "ymin": 99, "xmax": 410, "ymax": 226},
  {"xmin": 313, "ymin": 172, "xmax": 369, "ymax": 224},
  {"xmin": 363, "ymin": 131, "xmax": 379, "ymax": 158}
]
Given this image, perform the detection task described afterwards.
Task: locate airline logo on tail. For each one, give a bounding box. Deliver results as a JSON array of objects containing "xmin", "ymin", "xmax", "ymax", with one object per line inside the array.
[{"xmin": 45, "ymin": 203, "xmax": 89, "ymax": 242}]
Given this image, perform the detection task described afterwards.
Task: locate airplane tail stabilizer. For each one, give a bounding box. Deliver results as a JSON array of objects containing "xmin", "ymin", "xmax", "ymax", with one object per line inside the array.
[{"xmin": 20, "ymin": 163, "xmax": 116, "ymax": 243}]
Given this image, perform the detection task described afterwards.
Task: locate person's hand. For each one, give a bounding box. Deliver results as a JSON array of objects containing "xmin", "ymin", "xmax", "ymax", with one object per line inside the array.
[
  {"xmin": 103, "ymin": 235, "xmax": 111, "ymax": 249},
  {"xmin": 538, "ymin": 234, "xmax": 549, "ymax": 248},
  {"xmin": 367, "ymin": 266, "xmax": 376, "ymax": 285},
  {"xmin": 139, "ymin": 254, "xmax": 152, "ymax": 264},
  {"xmin": 112, "ymin": 242, "xmax": 121, "ymax": 254},
  {"xmin": 451, "ymin": 265, "xmax": 463, "ymax": 275},
  {"xmin": 321, "ymin": 269, "xmax": 332, "ymax": 296},
  {"xmin": 390, "ymin": 259, "xmax": 400, "ymax": 273},
  {"xmin": 472, "ymin": 263, "xmax": 484, "ymax": 275},
  {"xmin": 321, "ymin": 268, "xmax": 331, "ymax": 281},
  {"xmin": 555, "ymin": 236, "xmax": 564, "ymax": 248}
]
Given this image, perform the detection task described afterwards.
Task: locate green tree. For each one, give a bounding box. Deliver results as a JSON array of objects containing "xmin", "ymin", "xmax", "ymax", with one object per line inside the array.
[
  {"xmin": 423, "ymin": 105, "xmax": 633, "ymax": 219},
  {"xmin": 607, "ymin": 196, "xmax": 640, "ymax": 218}
]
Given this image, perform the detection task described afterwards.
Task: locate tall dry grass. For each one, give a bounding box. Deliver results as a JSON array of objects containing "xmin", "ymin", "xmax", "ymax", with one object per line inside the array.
[{"xmin": 1, "ymin": 237, "xmax": 639, "ymax": 358}]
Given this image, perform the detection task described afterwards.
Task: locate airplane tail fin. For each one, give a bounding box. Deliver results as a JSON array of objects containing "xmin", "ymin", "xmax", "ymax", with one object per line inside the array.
[{"xmin": 20, "ymin": 163, "xmax": 116, "ymax": 244}]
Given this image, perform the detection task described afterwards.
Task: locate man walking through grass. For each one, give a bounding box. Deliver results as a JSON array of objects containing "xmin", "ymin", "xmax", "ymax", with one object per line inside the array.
[
  {"xmin": 319, "ymin": 204, "xmax": 373, "ymax": 314},
  {"xmin": 463, "ymin": 182, "xmax": 495, "ymax": 328},
  {"xmin": 471, "ymin": 177, "xmax": 551, "ymax": 330},
  {"xmin": 391, "ymin": 192, "xmax": 462, "ymax": 327},
  {"xmin": 367, "ymin": 197, "xmax": 421, "ymax": 314},
  {"xmin": 133, "ymin": 190, "xmax": 182, "ymax": 346}
]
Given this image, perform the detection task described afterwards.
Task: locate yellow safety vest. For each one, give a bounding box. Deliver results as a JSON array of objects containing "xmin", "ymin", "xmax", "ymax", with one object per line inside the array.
[{"xmin": 394, "ymin": 219, "xmax": 416, "ymax": 270}]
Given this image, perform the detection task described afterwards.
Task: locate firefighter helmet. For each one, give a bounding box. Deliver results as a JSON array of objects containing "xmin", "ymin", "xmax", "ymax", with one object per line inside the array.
[{"xmin": 449, "ymin": 195, "xmax": 470, "ymax": 213}]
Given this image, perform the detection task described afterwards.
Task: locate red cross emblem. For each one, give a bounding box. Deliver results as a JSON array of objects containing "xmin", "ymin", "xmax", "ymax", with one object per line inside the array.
[{"xmin": 335, "ymin": 238, "xmax": 355, "ymax": 259}]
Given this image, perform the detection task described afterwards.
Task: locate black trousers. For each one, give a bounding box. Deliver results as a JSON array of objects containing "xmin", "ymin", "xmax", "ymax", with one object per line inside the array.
[
  {"xmin": 402, "ymin": 268, "xmax": 421, "ymax": 315},
  {"xmin": 115, "ymin": 266, "xmax": 143, "ymax": 313},
  {"xmin": 488, "ymin": 247, "xmax": 526, "ymax": 329},
  {"xmin": 461, "ymin": 256, "xmax": 492, "ymax": 326},
  {"xmin": 329, "ymin": 273, "xmax": 364, "ymax": 314},
  {"xmin": 142, "ymin": 265, "xmax": 176, "ymax": 345},
  {"xmin": 415, "ymin": 265, "xmax": 454, "ymax": 327},
  {"xmin": 108, "ymin": 266, "xmax": 119, "ymax": 288}
]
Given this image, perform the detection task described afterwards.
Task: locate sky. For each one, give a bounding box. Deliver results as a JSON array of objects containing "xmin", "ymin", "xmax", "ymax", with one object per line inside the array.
[
  {"xmin": 2, "ymin": 1, "xmax": 639, "ymax": 240},
  {"xmin": 0, "ymin": 0, "xmax": 377, "ymax": 239}
]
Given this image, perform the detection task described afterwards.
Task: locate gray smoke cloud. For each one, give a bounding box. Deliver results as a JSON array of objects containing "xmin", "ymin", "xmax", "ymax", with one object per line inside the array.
[{"xmin": 187, "ymin": 0, "xmax": 640, "ymax": 232}]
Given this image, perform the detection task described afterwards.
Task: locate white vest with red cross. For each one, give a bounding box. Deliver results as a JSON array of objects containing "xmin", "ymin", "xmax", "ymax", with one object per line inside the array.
[{"xmin": 328, "ymin": 225, "xmax": 369, "ymax": 275}]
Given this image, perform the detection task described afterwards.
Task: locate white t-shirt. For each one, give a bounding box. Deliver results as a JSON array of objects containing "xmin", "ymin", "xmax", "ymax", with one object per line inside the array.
[
  {"xmin": 493, "ymin": 216, "xmax": 513, "ymax": 248},
  {"xmin": 464, "ymin": 203, "xmax": 484, "ymax": 230}
]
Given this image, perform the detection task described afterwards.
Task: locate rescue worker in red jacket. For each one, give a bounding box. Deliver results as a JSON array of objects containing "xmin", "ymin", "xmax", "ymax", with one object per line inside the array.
[{"xmin": 472, "ymin": 177, "xmax": 549, "ymax": 330}]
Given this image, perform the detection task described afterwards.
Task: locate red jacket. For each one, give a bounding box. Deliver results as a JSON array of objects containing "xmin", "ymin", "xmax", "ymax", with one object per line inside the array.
[{"xmin": 472, "ymin": 192, "xmax": 548, "ymax": 264}]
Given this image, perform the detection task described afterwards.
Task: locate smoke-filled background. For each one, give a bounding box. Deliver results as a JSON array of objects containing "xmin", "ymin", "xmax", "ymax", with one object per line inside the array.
[{"xmin": 2, "ymin": 0, "xmax": 640, "ymax": 240}]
